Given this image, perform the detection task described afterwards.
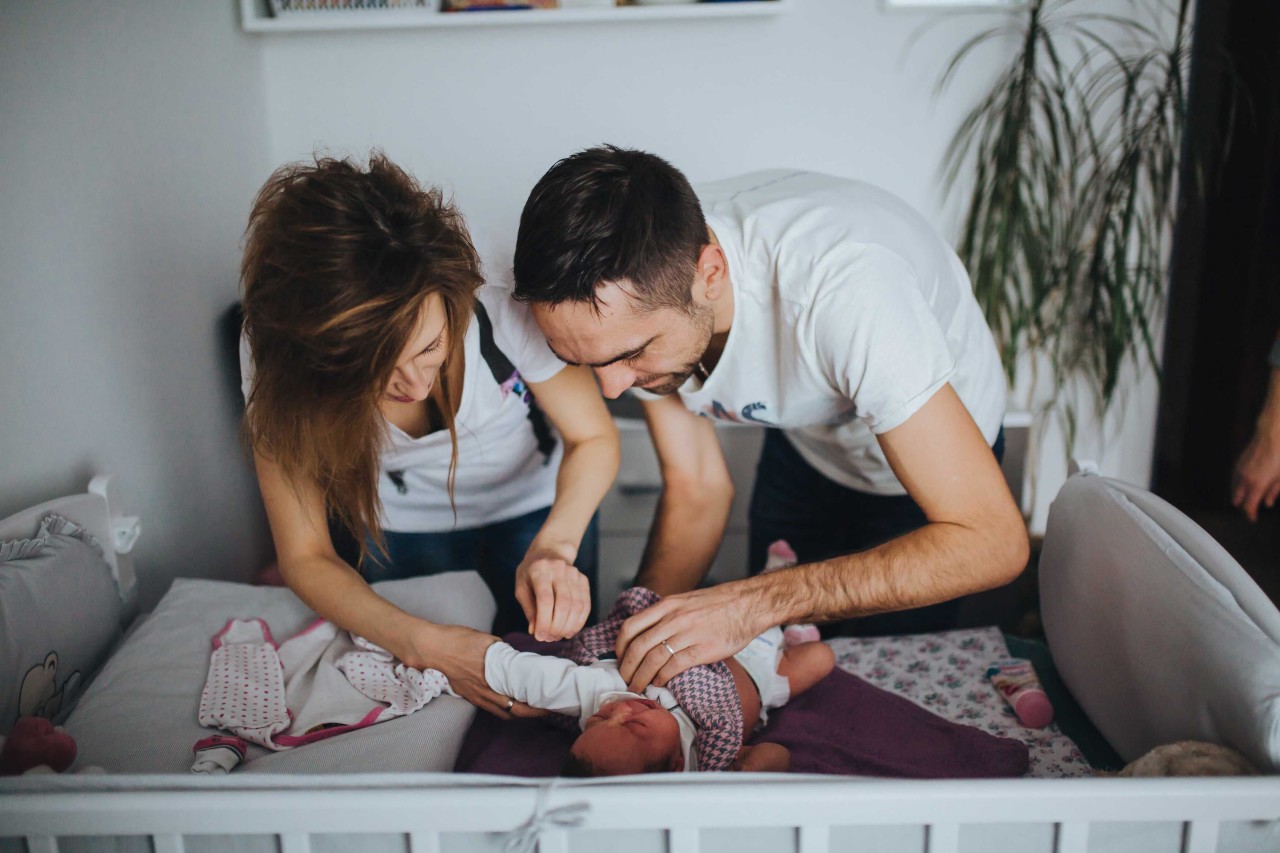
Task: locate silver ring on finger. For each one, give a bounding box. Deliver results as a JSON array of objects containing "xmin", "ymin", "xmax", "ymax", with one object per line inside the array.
[
  {"xmin": 661, "ymin": 639, "xmax": 677, "ymax": 657},
  {"xmin": 504, "ymin": 697, "xmax": 515, "ymax": 711}
]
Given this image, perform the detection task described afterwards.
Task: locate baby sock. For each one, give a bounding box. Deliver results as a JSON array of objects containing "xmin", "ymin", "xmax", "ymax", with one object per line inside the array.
[{"xmin": 762, "ymin": 540, "xmax": 821, "ymax": 646}]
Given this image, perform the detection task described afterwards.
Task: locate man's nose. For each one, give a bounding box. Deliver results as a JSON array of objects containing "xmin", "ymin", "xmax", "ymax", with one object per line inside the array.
[{"xmin": 594, "ymin": 364, "xmax": 634, "ymax": 399}]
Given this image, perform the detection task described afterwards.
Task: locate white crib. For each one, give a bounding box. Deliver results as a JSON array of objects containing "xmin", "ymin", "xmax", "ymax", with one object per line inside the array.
[{"xmin": 1, "ymin": 470, "xmax": 1278, "ymax": 853}]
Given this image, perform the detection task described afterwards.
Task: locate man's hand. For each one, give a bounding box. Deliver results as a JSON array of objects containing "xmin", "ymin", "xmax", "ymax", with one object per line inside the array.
[
  {"xmin": 404, "ymin": 622, "xmax": 545, "ymax": 720},
  {"xmin": 1232, "ymin": 426, "xmax": 1280, "ymax": 522},
  {"xmin": 515, "ymin": 543, "xmax": 592, "ymax": 642},
  {"xmin": 615, "ymin": 579, "xmax": 773, "ymax": 692}
]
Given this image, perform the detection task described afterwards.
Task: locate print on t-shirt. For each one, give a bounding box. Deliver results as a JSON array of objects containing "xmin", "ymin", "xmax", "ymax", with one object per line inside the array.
[
  {"xmin": 700, "ymin": 400, "xmax": 773, "ymax": 425},
  {"xmin": 475, "ymin": 301, "xmax": 557, "ymax": 464}
]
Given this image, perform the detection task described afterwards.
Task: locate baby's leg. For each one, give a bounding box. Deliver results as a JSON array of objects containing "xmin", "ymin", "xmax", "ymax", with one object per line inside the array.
[{"xmin": 777, "ymin": 641, "xmax": 835, "ymax": 698}]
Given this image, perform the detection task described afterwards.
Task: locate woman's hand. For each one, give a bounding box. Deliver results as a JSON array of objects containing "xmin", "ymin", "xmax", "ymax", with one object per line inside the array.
[
  {"xmin": 515, "ymin": 541, "xmax": 592, "ymax": 642},
  {"xmin": 403, "ymin": 621, "xmax": 545, "ymax": 720}
]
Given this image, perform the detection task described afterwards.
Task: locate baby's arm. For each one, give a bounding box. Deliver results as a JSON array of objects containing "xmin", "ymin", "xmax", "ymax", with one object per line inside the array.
[
  {"xmin": 731, "ymin": 743, "xmax": 790, "ymax": 773},
  {"xmin": 484, "ymin": 642, "xmax": 620, "ymax": 717}
]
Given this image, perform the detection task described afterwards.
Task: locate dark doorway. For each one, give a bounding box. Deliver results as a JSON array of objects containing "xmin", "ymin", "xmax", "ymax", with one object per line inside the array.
[{"xmin": 1153, "ymin": 0, "xmax": 1280, "ymax": 600}]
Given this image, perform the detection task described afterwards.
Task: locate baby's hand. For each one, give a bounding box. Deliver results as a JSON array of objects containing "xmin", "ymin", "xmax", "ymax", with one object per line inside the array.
[{"xmin": 730, "ymin": 743, "xmax": 790, "ymax": 773}]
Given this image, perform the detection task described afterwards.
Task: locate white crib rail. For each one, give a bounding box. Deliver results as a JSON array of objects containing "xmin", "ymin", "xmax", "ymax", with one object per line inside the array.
[{"xmin": 3, "ymin": 775, "xmax": 1279, "ymax": 853}]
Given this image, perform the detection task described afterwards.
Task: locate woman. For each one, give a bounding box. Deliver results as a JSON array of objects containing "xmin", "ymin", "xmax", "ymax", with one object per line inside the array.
[{"xmin": 239, "ymin": 152, "xmax": 618, "ymax": 717}]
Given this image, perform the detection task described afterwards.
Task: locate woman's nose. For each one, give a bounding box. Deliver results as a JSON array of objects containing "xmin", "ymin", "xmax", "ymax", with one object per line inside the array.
[
  {"xmin": 396, "ymin": 363, "xmax": 433, "ymax": 398},
  {"xmin": 594, "ymin": 364, "xmax": 634, "ymax": 399}
]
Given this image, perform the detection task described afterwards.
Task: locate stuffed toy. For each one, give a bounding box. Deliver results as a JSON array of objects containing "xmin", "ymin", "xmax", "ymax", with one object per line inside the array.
[
  {"xmin": 0, "ymin": 716, "xmax": 78, "ymax": 775},
  {"xmin": 1103, "ymin": 740, "xmax": 1258, "ymax": 777}
]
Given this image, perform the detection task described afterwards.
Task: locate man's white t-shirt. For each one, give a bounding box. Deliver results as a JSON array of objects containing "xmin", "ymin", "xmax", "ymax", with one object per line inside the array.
[
  {"xmin": 240, "ymin": 284, "xmax": 566, "ymax": 531},
  {"xmin": 644, "ymin": 170, "xmax": 1007, "ymax": 496}
]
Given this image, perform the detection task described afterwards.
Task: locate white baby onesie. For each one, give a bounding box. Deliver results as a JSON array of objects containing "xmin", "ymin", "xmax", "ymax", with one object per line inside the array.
[
  {"xmin": 195, "ymin": 618, "xmax": 452, "ymax": 772},
  {"xmin": 484, "ymin": 642, "xmax": 702, "ymax": 771}
]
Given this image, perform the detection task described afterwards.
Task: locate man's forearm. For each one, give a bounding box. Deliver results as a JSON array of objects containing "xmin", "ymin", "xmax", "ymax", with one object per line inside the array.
[
  {"xmin": 635, "ymin": 485, "xmax": 733, "ymax": 595},
  {"xmin": 744, "ymin": 516, "xmax": 1027, "ymax": 627}
]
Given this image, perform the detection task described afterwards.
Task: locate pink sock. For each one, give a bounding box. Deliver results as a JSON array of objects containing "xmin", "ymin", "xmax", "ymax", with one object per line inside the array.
[{"xmin": 762, "ymin": 541, "xmax": 820, "ymax": 646}]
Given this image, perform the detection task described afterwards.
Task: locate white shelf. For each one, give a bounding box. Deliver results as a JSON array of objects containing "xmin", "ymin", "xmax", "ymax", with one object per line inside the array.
[{"xmin": 240, "ymin": 0, "xmax": 788, "ymax": 32}]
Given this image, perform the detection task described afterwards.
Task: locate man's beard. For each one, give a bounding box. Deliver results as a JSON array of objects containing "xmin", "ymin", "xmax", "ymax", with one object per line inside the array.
[{"xmin": 633, "ymin": 304, "xmax": 715, "ymax": 396}]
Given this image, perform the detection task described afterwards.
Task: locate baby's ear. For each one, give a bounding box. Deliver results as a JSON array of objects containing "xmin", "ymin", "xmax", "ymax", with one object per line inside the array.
[{"xmin": 669, "ymin": 753, "xmax": 684, "ymax": 772}]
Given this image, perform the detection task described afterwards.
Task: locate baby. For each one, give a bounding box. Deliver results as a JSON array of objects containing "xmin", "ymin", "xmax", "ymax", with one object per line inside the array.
[{"xmin": 484, "ymin": 586, "xmax": 835, "ymax": 776}]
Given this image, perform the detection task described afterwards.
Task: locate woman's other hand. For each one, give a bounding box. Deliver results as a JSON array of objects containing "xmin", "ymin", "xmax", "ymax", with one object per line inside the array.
[
  {"xmin": 515, "ymin": 542, "xmax": 592, "ymax": 642},
  {"xmin": 404, "ymin": 622, "xmax": 545, "ymax": 720}
]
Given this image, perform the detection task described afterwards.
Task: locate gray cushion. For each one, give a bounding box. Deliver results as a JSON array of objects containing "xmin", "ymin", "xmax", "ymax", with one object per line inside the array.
[
  {"xmin": 1040, "ymin": 473, "xmax": 1280, "ymax": 772},
  {"xmin": 0, "ymin": 514, "xmax": 124, "ymax": 733},
  {"xmin": 63, "ymin": 572, "xmax": 495, "ymax": 773}
]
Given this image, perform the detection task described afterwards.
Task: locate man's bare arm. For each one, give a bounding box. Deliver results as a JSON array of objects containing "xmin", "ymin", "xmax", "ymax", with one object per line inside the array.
[
  {"xmin": 617, "ymin": 385, "xmax": 1029, "ymax": 690},
  {"xmin": 633, "ymin": 394, "xmax": 734, "ymax": 595}
]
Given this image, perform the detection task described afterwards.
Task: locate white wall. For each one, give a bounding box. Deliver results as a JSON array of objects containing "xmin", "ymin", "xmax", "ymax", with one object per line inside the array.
[
  {"xmin": 0, "ymin": 1, "xmax": 274, "ymax": 608},
  {"xmin": 259, "ymin": 0, "xmax": 1159, "ymax": 532}
]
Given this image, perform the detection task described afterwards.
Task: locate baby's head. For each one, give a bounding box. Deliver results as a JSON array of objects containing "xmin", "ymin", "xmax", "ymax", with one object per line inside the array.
[{"xmin": 562, "ymin": 697, "xmax": 683, "ymax": 777}]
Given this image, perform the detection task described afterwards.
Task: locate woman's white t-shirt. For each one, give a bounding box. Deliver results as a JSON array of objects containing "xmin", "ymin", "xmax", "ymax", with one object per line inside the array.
[
  {"xmin": 241, "ymin": 284, "xmax": 566, "ymax": 531},
  {"xmin": 640, "ymin": 170, "xmax": 1007, "ymax": 496}
]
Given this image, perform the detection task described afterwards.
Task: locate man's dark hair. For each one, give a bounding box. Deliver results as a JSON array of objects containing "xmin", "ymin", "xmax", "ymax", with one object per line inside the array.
[{"xmin": 513, "ymin": 145, "xmax": 708, "ymax": 315}]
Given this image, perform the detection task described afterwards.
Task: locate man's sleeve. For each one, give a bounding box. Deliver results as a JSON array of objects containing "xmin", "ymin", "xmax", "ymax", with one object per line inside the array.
[{"xmin": 809, "ymin": 246, "xmax": 956, "ymax": 434}]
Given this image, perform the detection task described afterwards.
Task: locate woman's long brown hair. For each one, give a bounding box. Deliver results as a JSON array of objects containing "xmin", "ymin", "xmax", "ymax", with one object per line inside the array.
[{"xmin": 240, "ymin": 152, "xmax": 482, "ymax": 564}]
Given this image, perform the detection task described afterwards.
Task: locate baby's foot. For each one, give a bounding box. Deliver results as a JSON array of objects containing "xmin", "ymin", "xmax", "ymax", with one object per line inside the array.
[
  {"xmin": 762, "ymin": 540, "xmax": 820, "ymax": 647},
  {"xmin": 763, "ymin": 540, "xmax": 798, "ymax": 573}
]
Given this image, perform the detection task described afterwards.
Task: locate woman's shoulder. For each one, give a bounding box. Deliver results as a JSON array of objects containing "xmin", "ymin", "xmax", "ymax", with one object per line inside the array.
[{"xmin": 472, "ymin": 282, "xmax": 563, "ymax": 386}]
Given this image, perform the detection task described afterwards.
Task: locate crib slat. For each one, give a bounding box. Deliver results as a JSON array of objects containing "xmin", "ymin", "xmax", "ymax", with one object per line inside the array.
[
  {"xmin": 1183, "ymin": 820, "xmax": 1220, "ymax": 853},
  {"xmin": 24, "ymin": 837, "xmax": 58, "ymax": 853},
  {"xmin": 152, "ymin": 834, "xmax": 186, "ymax": 853},
  {"xmin": 539, "ymin": 829, "xmax": 571, "ymax": 853},
  {"xmin": 797, "ymin": 825, "xmax": 830, "ymax": 853},
  {"xmin": 668, "ymin": 827, "xmax": 700, "ymax": 853},
  {"xmin": 1054, "ymin": 822, "xmax": 1089, "ymax": 853},
  {"xmin": 408, "ymin": 832, "xmax": 442, "ymax": 853},
  {"xmin": 925, "ymin": 823, "xmax": 959, "ymax": 853},
  {"xmin": 278, "ymin": 833, "xmax": 312, "ymax": 853}
]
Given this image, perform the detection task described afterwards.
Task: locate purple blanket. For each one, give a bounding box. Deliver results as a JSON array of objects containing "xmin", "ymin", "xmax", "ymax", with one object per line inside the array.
[{"xmin": 453, "ymin": 636, "xmax": 1028, "ymax": 778}]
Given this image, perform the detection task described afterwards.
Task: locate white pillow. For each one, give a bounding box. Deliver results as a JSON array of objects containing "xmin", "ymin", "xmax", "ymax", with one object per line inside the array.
[
  {"xmin": 0, "ymin": 514, "xmax": 124, "ymax": 733},
  {"xmin": 63, "ymin": 572, "xmax": 495, "ymax": 773},
  {"xmin": 1040, "ymin": 473, "xmax": 1280, "ymax": 771}
]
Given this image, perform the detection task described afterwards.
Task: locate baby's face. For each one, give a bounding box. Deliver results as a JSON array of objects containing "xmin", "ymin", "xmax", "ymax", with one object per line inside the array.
[{"xmin": 571, "ymin": 697, "xmax": 683, "ymax": 775}]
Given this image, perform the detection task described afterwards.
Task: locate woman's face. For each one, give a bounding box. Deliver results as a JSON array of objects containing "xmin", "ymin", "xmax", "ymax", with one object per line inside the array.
[{"xmin": 384, "ymin": 295, "xmax": 449, "ymax": 404}]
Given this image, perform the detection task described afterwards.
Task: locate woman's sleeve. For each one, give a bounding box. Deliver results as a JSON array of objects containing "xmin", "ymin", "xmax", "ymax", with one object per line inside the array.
[{"xmin": 477, "ymin": 284, "xmax": 566, "ymax": 385}]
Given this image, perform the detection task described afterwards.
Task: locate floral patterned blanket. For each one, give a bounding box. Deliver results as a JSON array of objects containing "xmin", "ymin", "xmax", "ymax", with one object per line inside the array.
[{"xmin": 829, "ymin": 627, "xmax": 1091, "ymax": 778}]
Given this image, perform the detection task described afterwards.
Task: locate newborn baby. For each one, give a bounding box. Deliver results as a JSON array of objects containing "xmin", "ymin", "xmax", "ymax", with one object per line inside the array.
[{"xmin": 484, "ymin": 587, "xmax": 835, "ymax": 776}]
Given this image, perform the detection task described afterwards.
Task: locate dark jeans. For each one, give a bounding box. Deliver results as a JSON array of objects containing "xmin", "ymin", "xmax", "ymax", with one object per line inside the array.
[
  {"xmin": 748, "ymin": 428, "xmax": 1005, "ymax": 637},
  {"xmin": 341, "ymin": 507, "xmax": 599, "ymax": 637}
]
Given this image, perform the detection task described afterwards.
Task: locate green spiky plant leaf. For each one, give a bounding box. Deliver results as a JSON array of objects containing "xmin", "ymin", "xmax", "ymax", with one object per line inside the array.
[{"xmin": 939, "ymin": 0, "xmax": 1193, "ymax": 454}]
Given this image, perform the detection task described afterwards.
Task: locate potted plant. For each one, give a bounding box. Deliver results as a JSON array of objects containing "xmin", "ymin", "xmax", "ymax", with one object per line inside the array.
[{"xmin": 937, "ymin": 0, "xmax": 1195, "ymax": 476}]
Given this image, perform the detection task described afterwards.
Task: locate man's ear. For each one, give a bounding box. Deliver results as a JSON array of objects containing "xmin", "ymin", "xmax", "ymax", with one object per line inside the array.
[{"xmin": 696, "ymin": 243, "xmax": 729, "ymax": 302}]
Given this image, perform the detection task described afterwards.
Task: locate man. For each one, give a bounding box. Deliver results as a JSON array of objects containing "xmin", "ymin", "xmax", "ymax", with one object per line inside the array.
[{"xmin": 513, "ymin": 146, "xmax": 1028, "ymax": 693}]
